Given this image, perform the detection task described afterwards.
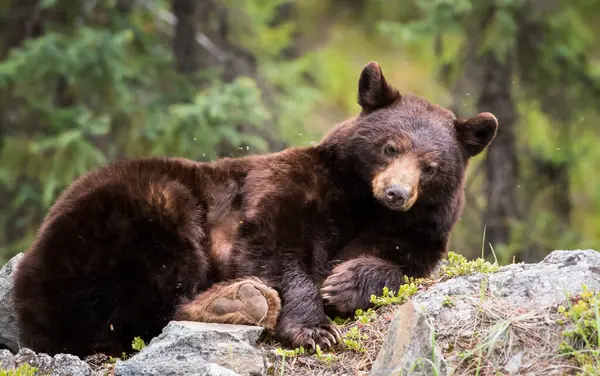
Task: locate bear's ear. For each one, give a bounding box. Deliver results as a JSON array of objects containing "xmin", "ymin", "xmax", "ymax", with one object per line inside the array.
[
  {"xmin": 454, "ymin": 112, "xmax": 498, "ymax": 158},
  {"xmin": 358, "ymin": 61, "xmax": 401, "ymax": 113}
]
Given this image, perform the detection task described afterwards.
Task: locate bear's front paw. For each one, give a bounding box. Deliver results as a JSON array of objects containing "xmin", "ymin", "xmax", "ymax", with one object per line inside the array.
[
  {"xmin": 277, "ymin": 319, "xmax": 342, "ymax": 351},
  {"xmin": 321, "ymin": 267, "xmax": 371, "ymax": 315}
]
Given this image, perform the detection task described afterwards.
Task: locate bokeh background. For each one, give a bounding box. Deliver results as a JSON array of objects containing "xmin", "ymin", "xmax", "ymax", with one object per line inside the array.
[{"xmin": 0, "ymin": 0, "xmax": 599, "ymax": 266}]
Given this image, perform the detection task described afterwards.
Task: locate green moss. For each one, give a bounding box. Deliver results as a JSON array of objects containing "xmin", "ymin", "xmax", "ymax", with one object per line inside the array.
[{"xmin": 441, "ymin": 252, "xmax": 500, "ymax": 278}]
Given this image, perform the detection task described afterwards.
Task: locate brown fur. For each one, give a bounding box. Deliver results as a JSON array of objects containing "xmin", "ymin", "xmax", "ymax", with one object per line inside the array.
[{"xmin": 13, "ymin": 61, "xmax": 497, "ymax": 356}]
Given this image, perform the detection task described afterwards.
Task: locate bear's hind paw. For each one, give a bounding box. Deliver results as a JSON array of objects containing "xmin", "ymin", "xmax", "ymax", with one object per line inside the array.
[{"xmin": 174, "ymin": 277, "xmax": 281, "ymax": 331}]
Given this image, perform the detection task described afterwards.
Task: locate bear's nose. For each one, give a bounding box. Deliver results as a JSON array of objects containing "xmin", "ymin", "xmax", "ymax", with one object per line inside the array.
[{"xmin": 384, "ymin": 185, "xmax": 411, "ymax": 205}]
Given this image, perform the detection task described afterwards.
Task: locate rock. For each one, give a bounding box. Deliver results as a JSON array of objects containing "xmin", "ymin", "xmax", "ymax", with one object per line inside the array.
[
  {"xmin": 406, "ymin": 249, "xmax": 600, "ymax": 374},
  {"xmin": 413, "ymin": 249, "xmax": 600, "ymax": 319},
  {"xmin": 114, "ymin": 321, "xmax": 267, "ymax": 376},
  {"xmin": 0, "ymin": 252, "xmax": 23, "ymax": 353},
  {"xmin": 370, "ymin": 301, "xmax": 446, "ymax": 376},
  {"xmin": 0, "ymin": 348, "xmax": 93, "ymax": 376}
]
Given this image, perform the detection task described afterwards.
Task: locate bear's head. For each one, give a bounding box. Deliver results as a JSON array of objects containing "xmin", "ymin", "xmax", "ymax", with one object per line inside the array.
[{"xmin": 319, "ymin": 61, "xmax": 498, "ymax": 211}]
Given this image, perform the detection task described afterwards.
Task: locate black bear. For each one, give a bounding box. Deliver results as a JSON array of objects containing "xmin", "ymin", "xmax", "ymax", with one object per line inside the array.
[{"xmin": 13, "ymin": 61, "xmax": 497, "ymax": 357}]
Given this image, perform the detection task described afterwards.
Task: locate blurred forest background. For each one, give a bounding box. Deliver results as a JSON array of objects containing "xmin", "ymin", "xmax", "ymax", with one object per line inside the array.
[{"xmin": 0, "ymin": 0, "xmax": 599, "ymax": 266}]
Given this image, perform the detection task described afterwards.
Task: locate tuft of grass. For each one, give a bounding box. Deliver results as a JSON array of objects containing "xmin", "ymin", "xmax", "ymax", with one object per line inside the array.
[
  {"xmin": 557, "ymin": 285, "xmax": 600, "ymax": 375},
  {"xmin": 441, "ymin": 251, "xmax": 500, "ymax": 278},
  {"xmin": 0, "ymin": 364, "xmax": 37, "ymax": 376}
]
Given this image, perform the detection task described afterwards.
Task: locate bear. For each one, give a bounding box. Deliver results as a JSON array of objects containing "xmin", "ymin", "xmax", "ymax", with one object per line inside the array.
[{"xmin": 12, "ymin": 61, "xmax": 498, "ymax": 357}]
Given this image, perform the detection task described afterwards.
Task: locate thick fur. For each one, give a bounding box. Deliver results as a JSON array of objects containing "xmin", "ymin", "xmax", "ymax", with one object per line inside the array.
[{"xmin": 13, "ymin": 61, "xmax": 497, "ymax": 356}]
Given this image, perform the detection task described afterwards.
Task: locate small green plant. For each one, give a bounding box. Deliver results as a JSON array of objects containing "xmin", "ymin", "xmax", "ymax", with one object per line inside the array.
[
  {"xmin": 333, "ymin": 316, "xmax": 350, "ymax": 325},
  {"xmin": 108, "ymin": 351, "xmax": 129, "ymax": 364},
  {"xmin": 0, "ymin": 364, "xmax": 37, "ymax": 376},
  {"xmin": 314, "ymin": 345, "xmax": 336, "ymax": 363},
  {"xmin": 274, "ymin": 346, "xmax": 306, "ymax": 357},
  {"xmin": 131, "ymin": 336, "xmax": 146, "ymax": 352},
  {"xmin": 354, "ymin": 308, "xmax": 377, "ymax": 324},
  {"xmin": 557, "ymin": 285, "xmax": 600, "ymax": 375},
  {"xmin": 442, "ymin": 295, "xmax": 454, "ymax": 307},
  {"xmin": 441, "ymin": 252, "xmax": 500, "ymax": 278},
  {"xmin": 370, "ymin": 276, "xmax": 422, "ymax": 307},
  {"xmin": 342, "ymin": 326, "xmax": 368, "ymax": 353}
]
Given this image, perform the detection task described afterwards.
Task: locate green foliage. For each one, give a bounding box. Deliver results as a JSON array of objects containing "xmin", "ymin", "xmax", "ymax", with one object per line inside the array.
[
  {"xmin": 131, "ymin": 336, "xmax": 146, "ymax": 352},
  {"xmin": 442, "ymin": 295, "xmax": 454, "ymax": 308},
  {"xmin": 1, "ymin": 0, "xmax": 600, "ymax": 270},
  {"xmin": 274, "ymin": 346, "xmax": 306, "ymax": 358},
  {"xmin": 0, "ymin": 1, "xmax": 274, "ymax": 260},
  {"xmin": 354, "ymin": 308, "xmax": 377, "ymax": 324},
  {"xmin": 342, "ymin": 326, "xmax": 367, "ymax": 353},
  {"xmin": 558, "ymin": 285, "xmax": 600, "ymax": 375},
  {"xmin": 314, "ymin": 344, "xmax": 336, "ymax": 363},
  {"xmin": 370, "ymin": 276, "xmax": 422, "ymax": 308},
  {"xmin": 441, "ymin": 251, "xmax": 500, "ymax": 278},
  {"xmin": 0, "ymin": 364, "xmax": 37, "ymax": 376}
]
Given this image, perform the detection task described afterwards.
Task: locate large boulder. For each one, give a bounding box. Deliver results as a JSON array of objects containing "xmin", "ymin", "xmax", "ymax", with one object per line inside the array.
[
  {"xmin": 114, "ymin": 321, "xmax": 267, "ymax": 376},
  {"xmin": 0, "ymin": 252, "xmax": 23, "ymax": 353},
  {"xmin": 371, "ymin": 249, "xmax": 600, "ymax": 376}
]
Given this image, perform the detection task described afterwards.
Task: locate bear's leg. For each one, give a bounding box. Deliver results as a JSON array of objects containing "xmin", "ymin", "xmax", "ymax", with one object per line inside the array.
[
  {"xmin": 270, "ymin": 269, "xmax": 343, "ymax": 351},
  {"xmin": 321, "ymin": 255, "xmax": 404, "ymax": 316},
  {"xmin": 174, "ymin": 277, "xmax": 281, "ymax": 331}
]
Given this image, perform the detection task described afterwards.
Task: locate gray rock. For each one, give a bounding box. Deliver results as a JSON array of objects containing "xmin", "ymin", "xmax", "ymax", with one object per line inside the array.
[
  {"xmin": 403, "ymin": 249, "xmax": 600, "ymax": 374},
  {"xmin": 413, "ymin": 249, "xmax": 600, "ymax": 319},
  {"xmin": 114, "ymin": 321, "xmax": 267, "ymax": 376},
  {"xmin": 0, "ymin": 347, "xmax": 93, "ymax": 376},
  {"xmin": 370, "ymin": 301, "xmax": 446, "ymax": 376},
  {"xmin": 0, "ymin": 252, "xmax": 23, "ymax": 353}
]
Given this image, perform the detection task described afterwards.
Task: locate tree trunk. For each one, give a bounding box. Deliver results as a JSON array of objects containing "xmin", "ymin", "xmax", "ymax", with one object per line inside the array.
[
  {"xmin": 478, "ymin": 52, "xmax": 518, "ymax": 252},
  {"xmin": 171, "ymin": 0, "xmax": 201, "ymax": 74}
]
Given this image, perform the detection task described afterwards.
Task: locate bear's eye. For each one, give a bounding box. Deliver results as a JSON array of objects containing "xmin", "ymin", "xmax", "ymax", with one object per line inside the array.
[
  {"xmin": 383, "ymin": 143, "xmax": 398, "ymax": 156},
  {"xmin": 423, "ymin": 163, "xmax": 438, "ymax": 176}
]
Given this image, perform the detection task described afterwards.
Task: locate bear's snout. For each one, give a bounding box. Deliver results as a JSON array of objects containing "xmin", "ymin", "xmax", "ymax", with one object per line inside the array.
[
  {"xmin": 372, "ymin": 156, "xmax": 420, "ymax": 211},
  {"xmin": 384, "ymin": 184, "xmax": 411, "ymax": 206}
]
